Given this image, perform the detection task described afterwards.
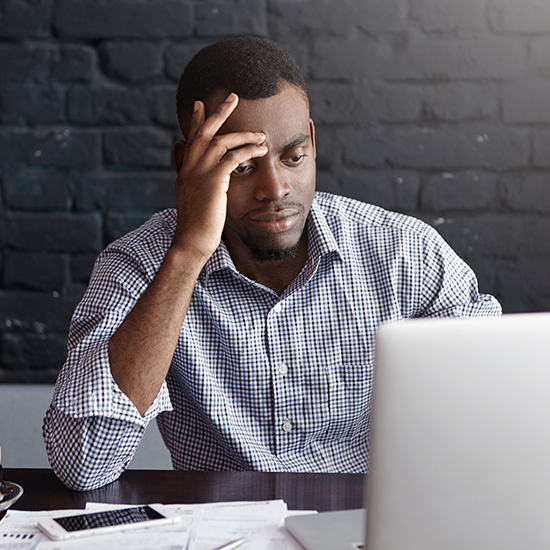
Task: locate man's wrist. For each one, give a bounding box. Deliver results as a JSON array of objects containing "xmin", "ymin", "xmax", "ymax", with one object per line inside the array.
[{"xmin": 163, "ymin": 242, "xmax": 212, "ymax": 279}]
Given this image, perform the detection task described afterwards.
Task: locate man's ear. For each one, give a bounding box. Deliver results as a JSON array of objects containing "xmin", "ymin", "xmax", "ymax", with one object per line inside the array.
[
  {"xmin": 309, "ymin": 119, "xmax": 316, "ymax": 159},
  {"xmin": 171, "ymin": 140, "xmax": 186, "ymax": 172}
]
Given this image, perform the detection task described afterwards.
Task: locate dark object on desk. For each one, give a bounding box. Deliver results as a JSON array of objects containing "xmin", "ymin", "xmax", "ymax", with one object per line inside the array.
[
  {"xmin": 0, "ymin": 482, "xmax": 24, "ymax": 512},
  {"xmin": 0, "ymin": 447, "xmax": 25, "ymax": 513}
]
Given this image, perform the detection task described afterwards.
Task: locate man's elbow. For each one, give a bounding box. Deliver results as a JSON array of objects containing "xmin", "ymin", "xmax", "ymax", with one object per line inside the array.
[
  {"xmin": 42, "ymin": 407, "xmax": 127, "ymax": 491},
  {"xmin": 50, "ymin": 460, "xmax": 123, "ymax": 492}
]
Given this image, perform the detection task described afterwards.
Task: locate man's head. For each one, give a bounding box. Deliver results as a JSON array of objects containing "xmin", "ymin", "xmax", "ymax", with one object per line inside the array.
[
  {"xmin": 176, "ymin": 36, "xmax": 308, "ymax": 137},
  {"xmin": 174, "ymin": 37, "xmax": 315, "ymax": 271}
]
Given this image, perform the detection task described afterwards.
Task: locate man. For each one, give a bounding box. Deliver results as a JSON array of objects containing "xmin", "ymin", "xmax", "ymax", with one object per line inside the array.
[{"xmin": 43, "ymin": 37, "xmax": 501, "ymax": 491}]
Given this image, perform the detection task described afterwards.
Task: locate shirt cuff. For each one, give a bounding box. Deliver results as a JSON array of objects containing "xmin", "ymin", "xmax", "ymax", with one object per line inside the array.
[{"xmin": 53, "ymin": 339, "xmax": 173, "ymax": 427}]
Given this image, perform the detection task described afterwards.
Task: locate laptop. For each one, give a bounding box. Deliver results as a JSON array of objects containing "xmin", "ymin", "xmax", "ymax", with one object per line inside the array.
[{"xmin": 286, "ymin": 312, "xmax": 550, "ymax": 550}]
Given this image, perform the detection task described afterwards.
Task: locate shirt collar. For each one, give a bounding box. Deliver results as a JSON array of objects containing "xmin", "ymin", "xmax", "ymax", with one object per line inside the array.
[
  {"xmin": 198, "ymin": 194, "xmax": 343, "ymax": 287},
  {"xmin": 307, "ymin": 195, "xmax": 343, "ymax": 264},
  {"xmin": 199, "ymin": 239, "xmax": 235, "ymax": 286}
]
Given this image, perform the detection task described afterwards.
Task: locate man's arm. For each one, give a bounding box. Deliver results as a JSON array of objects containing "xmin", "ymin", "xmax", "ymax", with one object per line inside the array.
[
  {"xmin": 43, "ymin": 407, "xmax": 146, "ymax": 491},
  {"xmin": 44, "ymin": 94, "xmax": 267, "ymax": 490},
  {"xmin": 418, "ymin": 225, "xmax": 502, "ymax": 319},
  {"xmin": 43, "ymin": 238, "xmax": 176, "ymax": 491},
  {"xmin": 109, "ymin": 94, "xmax": 267, "ymax": 415}
]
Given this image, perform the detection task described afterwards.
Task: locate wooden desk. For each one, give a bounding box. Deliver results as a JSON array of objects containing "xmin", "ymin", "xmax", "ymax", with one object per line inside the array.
[{"xmin": 3, "ymin": 469, "xmax": 365, "ymax": 513}]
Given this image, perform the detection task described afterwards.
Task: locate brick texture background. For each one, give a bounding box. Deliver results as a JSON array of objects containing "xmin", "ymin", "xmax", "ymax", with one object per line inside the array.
[{"xmin": 1, "ymin": 0, "xmax": 550, "ymax": 383}]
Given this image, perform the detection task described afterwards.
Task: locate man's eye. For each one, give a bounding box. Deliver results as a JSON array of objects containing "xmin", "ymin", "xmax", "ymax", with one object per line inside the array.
[
  {"xmin": 232, "ymin": 164, "xmax": 253, "ymax": 175},
  {"xmin": 286, "ymin": 154, "xmax": 305, "ymax": 165}
]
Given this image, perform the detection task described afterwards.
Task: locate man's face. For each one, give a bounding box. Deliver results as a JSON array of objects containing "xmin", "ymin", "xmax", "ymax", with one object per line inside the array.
[{"xmin": 206, "ymin": 84, "xmax": 316, "ymax": 262}]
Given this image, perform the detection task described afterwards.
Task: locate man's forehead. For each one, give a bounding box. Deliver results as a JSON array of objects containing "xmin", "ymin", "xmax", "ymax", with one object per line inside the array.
[
  {"xmin": 212, "ymin": 92, "xmax": 309, "ymax": 147},
  {"xmin": 205, "ymin": 83, "xmax": 309, "ymax": 121}
]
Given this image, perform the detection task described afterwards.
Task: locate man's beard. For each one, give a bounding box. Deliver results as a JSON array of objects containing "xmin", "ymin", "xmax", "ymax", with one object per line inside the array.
[
  {"xmin": 227, "ymin": 205, "xmax": 308, "ymax": 263},
  {"xmin": 248, "ymin": 241, "xmax": 300, "ymax": 263}
]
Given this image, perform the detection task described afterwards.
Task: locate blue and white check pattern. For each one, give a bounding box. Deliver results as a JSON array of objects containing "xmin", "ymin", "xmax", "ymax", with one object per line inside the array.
[{"xmin": 43, "ymin": 192, "xmax": 501, "ymax": 490}]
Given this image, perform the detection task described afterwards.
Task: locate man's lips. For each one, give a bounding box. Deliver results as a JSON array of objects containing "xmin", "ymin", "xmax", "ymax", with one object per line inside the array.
[
  {"xmin": 249, "ymin": 208, "xmax": 298, "ymax": 222},
  {"xmin": 248, "ymin": 208, "xmax": 300, "ymax": 232}
]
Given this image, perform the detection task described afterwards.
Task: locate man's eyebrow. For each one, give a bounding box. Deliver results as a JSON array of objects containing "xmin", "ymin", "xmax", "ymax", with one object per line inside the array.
[{"xmin": 280, "ymin": 133, "xmax": 310, "ymax": 153}]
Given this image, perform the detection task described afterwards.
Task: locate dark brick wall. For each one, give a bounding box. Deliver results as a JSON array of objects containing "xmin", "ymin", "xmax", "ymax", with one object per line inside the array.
[{"xmin": 2, "ymin": 0, "xmax": 550, "ymax": 382}]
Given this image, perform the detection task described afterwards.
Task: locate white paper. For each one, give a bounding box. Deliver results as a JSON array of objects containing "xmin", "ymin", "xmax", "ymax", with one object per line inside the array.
[
  {"xmin": 0, "ymin": 506, "xmax": 192, "ymax": 550},
  {"xmin": 0, "ymin": 509, "xmax": 84, "ymax": 550},
  {"xmin": 84, "ymin": 502, "xmax": 199, "ymax": 550},
  {"xmin": 86, "ymin": 500, "xmax": 289, "ymax": 550},
  {"xmin": 0, "ymin": 500, "xmax": 314, "ymax": 550},
  {"xmin": 187, "ymin": 500, "xmax": 287, "ymax": 550}
]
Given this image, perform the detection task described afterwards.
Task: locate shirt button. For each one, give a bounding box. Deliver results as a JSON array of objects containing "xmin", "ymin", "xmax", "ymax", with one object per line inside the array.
[
  {"xmin": 282, "ymin": 421, "xmax": 292, "ymax": 433},
  {"xmin": 273, "ymin": 303, "xmax": 282, "ymax": 313},
  {"xmin": 278, "ymin": 363, "xmax": 288, "ymax": 375}
]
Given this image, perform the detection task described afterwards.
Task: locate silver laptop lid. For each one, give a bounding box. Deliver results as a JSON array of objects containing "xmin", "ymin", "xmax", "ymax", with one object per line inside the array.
[{"xmin": 366, "ymin": 312, "xmax": 550, "ymax": 550}]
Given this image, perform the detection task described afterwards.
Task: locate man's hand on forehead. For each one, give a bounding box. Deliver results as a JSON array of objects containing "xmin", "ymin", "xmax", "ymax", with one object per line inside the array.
[
  {"xmin": 170, "ymin": 92, "xmax": 267, "ymax": 260},
  {"xmin": 184, "ymin": 93, "xmax": 267, "ymax": 173}
]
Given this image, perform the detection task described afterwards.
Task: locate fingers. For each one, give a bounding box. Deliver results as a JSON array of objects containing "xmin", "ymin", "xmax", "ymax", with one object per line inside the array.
[
  {"xmin": 185, "ymin": 93, "xmax": 239, "ymax": 166},
  {"xmin": 172, "ymin": 93, "xmax": 267, "ymax": 258},
  {"xmin": 200, "ymin": 131, "xmax": 266, "ymax": 167},
  {"xmin": 181, "ymin": 92, "xmax": 268, "ymax": 180},
  {"xmin": 179, "ymin": 130, "xmax": 266, "ymax": 184},
  {"xmin": 200, "ymin": 93, "xmax": 239, "ymax": 138},
  {"xmin": 186, "ymin": 100, "xmax": 206, "ymax": 145},
  {"xmin": 210, "ymin": 142, "xmax": 268, "ymax": 183}
]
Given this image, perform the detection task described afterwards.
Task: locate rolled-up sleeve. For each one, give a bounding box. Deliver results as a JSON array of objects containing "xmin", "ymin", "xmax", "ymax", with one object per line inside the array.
[
  {"xmin": 43, "ymin": 224, "xmax": 174, "ymax": 490},
  {"xmin": 419, "ymin": 224, "xmax": 502, "ymax": 319}
]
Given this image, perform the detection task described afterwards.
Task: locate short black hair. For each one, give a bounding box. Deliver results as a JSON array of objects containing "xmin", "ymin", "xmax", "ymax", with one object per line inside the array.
[{"xmin": 176, "ymin": 36, "xmax": 308, "ymax": 128}]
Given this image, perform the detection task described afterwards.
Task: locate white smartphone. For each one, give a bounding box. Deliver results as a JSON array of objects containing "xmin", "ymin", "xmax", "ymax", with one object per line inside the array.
[{"xmin": 38, "ymin": 503, "xmax": 181, "ymax": 540}]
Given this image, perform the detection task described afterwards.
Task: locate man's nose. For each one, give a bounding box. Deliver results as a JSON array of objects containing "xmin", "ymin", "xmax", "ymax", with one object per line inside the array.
[{"xmin": 253, "ymin": 163, "xmax": 291, "ymax": 202}]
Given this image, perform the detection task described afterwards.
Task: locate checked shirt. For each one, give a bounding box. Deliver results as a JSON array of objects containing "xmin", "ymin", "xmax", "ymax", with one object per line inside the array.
[{"xmin": 43, "ymin": 192, "xmax": 501, "ymax": 490}]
